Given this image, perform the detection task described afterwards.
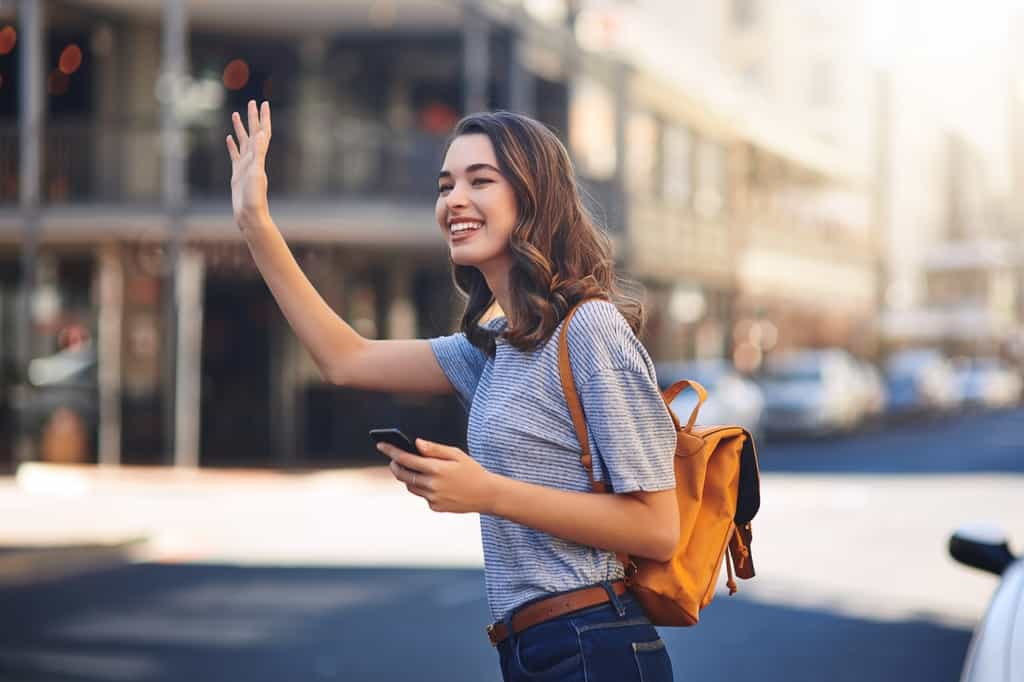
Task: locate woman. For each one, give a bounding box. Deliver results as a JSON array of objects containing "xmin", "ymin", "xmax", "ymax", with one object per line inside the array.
[{"xmin": 227, "ymin": 101, "xmax": 678, "ymax": 681}]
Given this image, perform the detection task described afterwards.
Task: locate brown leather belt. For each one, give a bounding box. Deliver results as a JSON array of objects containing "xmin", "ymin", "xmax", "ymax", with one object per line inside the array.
[{"xmin": 486, "ymin": 580, "xmax": 628, "ymax": 647}]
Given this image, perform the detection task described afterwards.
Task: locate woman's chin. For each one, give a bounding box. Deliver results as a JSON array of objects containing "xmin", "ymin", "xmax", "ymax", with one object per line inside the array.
[{"xmin": 449, "ymin": 246, "xmax": 482, "ymax": 267}]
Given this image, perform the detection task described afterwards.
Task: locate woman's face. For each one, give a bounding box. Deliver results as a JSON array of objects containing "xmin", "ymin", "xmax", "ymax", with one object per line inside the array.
[{"xmin": 435, "ymin": 133, "xmax": 518, "ymax": 272}]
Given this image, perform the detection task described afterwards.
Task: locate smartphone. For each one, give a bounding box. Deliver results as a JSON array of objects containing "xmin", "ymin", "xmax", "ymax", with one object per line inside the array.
[{"xmin": 369, "ymin": 428, "xmax": 420, "ymax": 455}]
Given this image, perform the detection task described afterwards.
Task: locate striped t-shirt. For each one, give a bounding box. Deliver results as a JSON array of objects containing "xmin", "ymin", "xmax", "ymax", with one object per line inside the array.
[{"xmin": 429, "ymin": 299, "xmax": 677, "ymax": 620}]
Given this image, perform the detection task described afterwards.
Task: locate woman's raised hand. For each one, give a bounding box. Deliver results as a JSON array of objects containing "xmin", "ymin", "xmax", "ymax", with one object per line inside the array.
[{"xmin": 226, "ymin": 99, "xmax": 272, "ymax": 231}]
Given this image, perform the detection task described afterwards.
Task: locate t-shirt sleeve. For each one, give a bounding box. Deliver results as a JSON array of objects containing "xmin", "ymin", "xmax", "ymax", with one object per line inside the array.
[
  {"xmin": 578, "ymin": 367, "xmax": 677, "ymax": 493},
  {"xmin": 428, "ymin": 332, "xmax": 488, "ymax": 411}
]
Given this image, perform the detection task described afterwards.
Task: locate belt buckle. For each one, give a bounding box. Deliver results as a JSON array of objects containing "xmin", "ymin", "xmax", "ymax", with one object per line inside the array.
[{"xmin": 486, "ymin": 623, "xmax": 498, "ymax": 647}]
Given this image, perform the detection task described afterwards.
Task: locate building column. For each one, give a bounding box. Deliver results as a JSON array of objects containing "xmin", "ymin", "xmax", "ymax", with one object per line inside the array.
[
  {"xmin": 13, "ymin": 0, "xmax": 44, "ymax": 465},
  {"xmin": 463, "ymin": 4, "xmax": 490, "ymax": 113},
  {"xmin": 96, "ymin": 243, "xmax": 124, "ymax": 467},
  {"xmin": 16, "ymin": 0, "xmax": 43, "ymax": 372},
  {"xmin": 173, "ymin": 248, "xmax": 204, "ymax": 468},
  {"xmin": 161, "ymin": 0, "xmax": 193, "ymax": 466}
]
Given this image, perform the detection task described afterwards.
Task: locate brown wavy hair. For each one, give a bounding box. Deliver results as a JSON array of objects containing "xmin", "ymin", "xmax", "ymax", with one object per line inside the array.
[{"xmin": 443, "ymin": 111, "xmax": 644, "ymax": 356}]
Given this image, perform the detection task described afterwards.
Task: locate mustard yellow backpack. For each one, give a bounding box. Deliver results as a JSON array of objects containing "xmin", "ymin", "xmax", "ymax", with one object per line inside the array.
[{"xmin": 558, "ymin": 302, "xmax": 762, "ymax": 626}]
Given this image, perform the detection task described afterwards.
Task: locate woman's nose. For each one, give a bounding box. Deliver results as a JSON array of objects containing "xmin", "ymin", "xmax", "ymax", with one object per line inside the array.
[{"xmin": 445, "ymin": 182, "xmax": 468, "ymax": 208}]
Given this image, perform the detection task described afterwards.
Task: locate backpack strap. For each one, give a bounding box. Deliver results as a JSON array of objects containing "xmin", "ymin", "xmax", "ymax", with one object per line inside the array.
[
  {"xmin": 557, "ymin": 300, "xmax": 637, "ymax": 578},
  {"xmin": 557, "ymin": 301, "xmax": 606, "ymax": 494}
]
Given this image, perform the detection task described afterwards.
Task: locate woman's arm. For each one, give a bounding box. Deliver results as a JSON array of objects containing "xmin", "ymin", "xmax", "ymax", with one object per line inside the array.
[
  {"xmin": 227, "ymin": 100, "xmax": 452, "ymax": 394},
  {"xmin": 379, "ymin": 439, "xmax": 680, "ymax": 562},
  {"xmin": 489, "ymin": 478, "xmax": 680, "ymax": 563}
]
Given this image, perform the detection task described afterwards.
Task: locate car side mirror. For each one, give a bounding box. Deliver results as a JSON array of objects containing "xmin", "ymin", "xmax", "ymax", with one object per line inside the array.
[{"xmin": 948, "ymin": 523, "xmax": 1017, "ymax": 576}]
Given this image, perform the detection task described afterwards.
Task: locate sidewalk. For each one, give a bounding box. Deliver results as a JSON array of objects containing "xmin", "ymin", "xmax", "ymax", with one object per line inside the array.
[{"xmin": 0, "ymin": 461, "xmax": 485, "ymax": 586}]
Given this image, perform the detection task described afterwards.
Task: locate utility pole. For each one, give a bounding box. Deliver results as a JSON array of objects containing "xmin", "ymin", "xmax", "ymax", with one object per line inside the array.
[
  {"xmin": 161, "ymin": 0, "xmax": 199, "ymax": 468},
  {"xmin": 15, "ymin": 0, "xmax": 44, "ymax": 464}
]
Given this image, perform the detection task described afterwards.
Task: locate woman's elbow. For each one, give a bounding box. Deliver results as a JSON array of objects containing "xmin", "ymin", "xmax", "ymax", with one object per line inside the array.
[
  {"xmin": 652, "ymin": 526, "xmax": 679, "ymax": 563},
  {"xmin": 641, "ymin": 512, "xmax": 679, "ymax": 562}
]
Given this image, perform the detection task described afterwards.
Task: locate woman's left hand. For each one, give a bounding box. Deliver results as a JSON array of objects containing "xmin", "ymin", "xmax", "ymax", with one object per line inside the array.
[{"xmin": 376, "ymin": 439, "xmax": 498, "ymax": 514}]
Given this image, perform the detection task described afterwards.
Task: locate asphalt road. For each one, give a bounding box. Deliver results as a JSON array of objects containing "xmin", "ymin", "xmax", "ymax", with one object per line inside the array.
[{"xmin": 3, "ymin": 407, "xmax": 1022, "ymax": 682}]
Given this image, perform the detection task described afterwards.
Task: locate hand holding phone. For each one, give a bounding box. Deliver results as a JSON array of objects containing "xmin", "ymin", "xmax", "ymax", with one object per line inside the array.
[{"xmin": 369, "ymin": 428, "xmax": 420, "ymax": 455}]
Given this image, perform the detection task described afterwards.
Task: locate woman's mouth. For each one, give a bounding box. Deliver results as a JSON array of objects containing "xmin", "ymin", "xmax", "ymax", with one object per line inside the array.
[{"xmin": 449, "ymin": 221, "xmax": 483, "ymax": 242}]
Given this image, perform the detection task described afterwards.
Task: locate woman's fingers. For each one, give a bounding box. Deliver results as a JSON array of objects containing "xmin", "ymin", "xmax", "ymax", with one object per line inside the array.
[
  {"xmin": 247, "ymin": 100, "xmax": 260, "ymax": 142},
  {"xmin": 231, "ymin": 111, "xmax": 248, "ymax": 150},
  {"xmin": 226, "ymin": 135, "xmax": 240, "ymax": 162},
  {"xmin": 261, "ymin": 101, "xmax": 272, "ymax": 139},
  {"xmin": 389, "ymin": 461, "xmax": 431, "ymax": 492},
  {"xmin": 377, "ymin": 443, "xmax": 435, "ymax": 474}
]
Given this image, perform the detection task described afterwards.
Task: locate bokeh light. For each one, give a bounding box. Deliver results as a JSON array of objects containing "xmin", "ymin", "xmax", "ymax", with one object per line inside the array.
[
  {"xmin": 47, "ymin": 70, "xmax": 70, "ymax": 96},
  {"xmin": 222, "ymin": 59, "xmax": 250, "ymax": 90},
  {"xmin": 59, "ymin": 44, "xmax": 83, "ymax": 75},
  {"xmin": 0, "ymin": 26, "xmax": 15, "ymax": 55},
  {"xmin": 733, "ymin": 342, "xmax": 763, "ymax": 373}
]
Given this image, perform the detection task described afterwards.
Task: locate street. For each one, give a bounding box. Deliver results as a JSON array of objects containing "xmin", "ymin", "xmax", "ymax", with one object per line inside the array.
[{"xmin": 1, "ymin": 408, "xmax": 1022, "ymax": 681}]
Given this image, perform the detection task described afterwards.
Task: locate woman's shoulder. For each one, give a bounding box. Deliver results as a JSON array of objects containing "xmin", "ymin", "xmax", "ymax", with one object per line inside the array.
[
  {"xmin": 563, "ymin": 299, "xmax": 650, "ymax": 376},
  {"xmin": 568, "ymin": 299, "xmax": 633, "ymax": 337}
]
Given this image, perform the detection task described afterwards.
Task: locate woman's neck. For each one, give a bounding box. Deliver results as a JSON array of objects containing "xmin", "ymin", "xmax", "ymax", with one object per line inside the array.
[{"xmin": 480, "ymin": 262, "xmax": 515, "ymax": 329}]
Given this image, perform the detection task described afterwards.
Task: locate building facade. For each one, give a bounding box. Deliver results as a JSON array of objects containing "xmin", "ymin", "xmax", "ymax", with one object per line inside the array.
[{"xmin": 1, "ymin": 0, "xmax": 877, "ymax": 469}]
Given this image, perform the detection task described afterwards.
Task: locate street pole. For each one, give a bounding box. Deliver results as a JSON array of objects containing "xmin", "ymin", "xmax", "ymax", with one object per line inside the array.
[
  {"xmin": 161, "ymin": 0, "xmax": 194, "ymax": 467},
  {"xmin": 16, "ymin": 0, "xmax": 43, "ymax": 464}
]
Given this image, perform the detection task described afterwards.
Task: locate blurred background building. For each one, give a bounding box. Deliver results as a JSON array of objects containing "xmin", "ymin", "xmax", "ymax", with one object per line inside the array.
[{"xmin": 0, "ymin": 0, "xmax": 1019, "ymax": 471}]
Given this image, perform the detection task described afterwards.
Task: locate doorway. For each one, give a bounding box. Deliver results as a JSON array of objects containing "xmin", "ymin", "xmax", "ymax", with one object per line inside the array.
[{"xmin": 200, "ymin": 277, "xmax": 272, "ymax": 467}]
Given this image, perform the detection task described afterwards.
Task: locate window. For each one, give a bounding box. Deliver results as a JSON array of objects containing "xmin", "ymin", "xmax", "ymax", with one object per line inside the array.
[
  {"xmin": 569, "ymin": 77, "xmax": 617, "ymax": 180},
  {"xmin": 695, "ymin": 139, "xmax": 727, "ymax": 218},
  {"xmin": 626, "ymin": 111, "xmax": 659, "ymax": 197},
  {"xmin": 662, "ymin": 125, "xmax": 692, "ymax": 205}
]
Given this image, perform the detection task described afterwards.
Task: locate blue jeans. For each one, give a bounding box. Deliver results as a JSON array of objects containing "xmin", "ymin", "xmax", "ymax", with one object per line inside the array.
[{"xmin": 496, "ymin": 581, "xmax": 674, "ymax": 682}]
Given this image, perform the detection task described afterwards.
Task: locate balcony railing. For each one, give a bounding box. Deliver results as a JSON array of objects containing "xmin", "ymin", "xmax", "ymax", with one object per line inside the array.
[
  {"xmin": 188, "ymin": 114, "xmax": 445, "ymax": 203},
  {"xmin": 0, "ymin": 115, "xmax": 448, "ymax": 207}
]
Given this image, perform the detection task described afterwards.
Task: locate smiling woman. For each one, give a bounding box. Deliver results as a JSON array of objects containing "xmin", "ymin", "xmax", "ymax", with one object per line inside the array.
[{"xmin": 227, "ymin": 103, "xmax": 679, "ymax": 682}]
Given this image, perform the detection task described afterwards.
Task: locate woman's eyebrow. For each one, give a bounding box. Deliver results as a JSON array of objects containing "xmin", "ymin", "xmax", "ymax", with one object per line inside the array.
[
  {"xmin": 466, "ymin": 163, "xmax": 501, "ymax": 174},
  {"xmin": 437, "ymin": 163, "xmax": 501, "ymax": 180}
]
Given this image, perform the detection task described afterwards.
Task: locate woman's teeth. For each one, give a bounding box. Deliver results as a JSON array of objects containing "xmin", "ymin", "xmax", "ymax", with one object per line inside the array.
[{"xmin": 451, "ymin": 222, "xmax": 483, "ymax": 234}]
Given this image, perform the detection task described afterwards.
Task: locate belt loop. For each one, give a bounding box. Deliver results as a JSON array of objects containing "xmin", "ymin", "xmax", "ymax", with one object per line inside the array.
[
  {"xmin": 601, "ymin": 580, "xmax": 627, "ymax": 618},
  {"xmin": 501, "ymin": 608, "xmax": 517, "ymax": 646}
]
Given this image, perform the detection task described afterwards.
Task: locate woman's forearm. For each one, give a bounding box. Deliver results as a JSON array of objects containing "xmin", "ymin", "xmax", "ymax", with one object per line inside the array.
[
  {"xmin": 239, "ymin": 213, "xmax": 366, "ymax": 382},
  {"xmin": 487, "ymin": 475, "xmax": 678, "ymax": 562}
]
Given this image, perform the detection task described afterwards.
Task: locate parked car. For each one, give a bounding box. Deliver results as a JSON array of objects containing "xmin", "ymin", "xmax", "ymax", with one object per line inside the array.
[
  {"xmin": 948, "ymin": 524, "xmax": 1022, "ymax": 682},
  {"xmin": 656, "ymin": 359, "xmax": 765, "ymax": 438},
  {"xmin": 756, "ymin": 349, "xmax": 865, "ymax": 436},
  {"xmin": 884, "ymin": 348, "xmax": 961, "ymax": 417},
  {"xmin": 852, "ymin": 359, "xmax": 888, "ymax": 420},
  {"xmin": 953, "ymin": 358, "xmax": 1023, "ymax": 409}
]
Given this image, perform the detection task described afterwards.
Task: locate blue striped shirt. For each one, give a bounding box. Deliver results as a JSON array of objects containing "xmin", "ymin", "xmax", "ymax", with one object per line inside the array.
[{"xmin": 429, "ymin": 300, "xmax": 677, "ymax": 620}]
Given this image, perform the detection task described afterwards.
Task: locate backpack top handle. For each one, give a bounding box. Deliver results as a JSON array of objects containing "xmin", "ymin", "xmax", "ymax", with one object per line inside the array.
[{"xmin": 661, "ymin": 380, "xmax": 707, "ymax": 433}]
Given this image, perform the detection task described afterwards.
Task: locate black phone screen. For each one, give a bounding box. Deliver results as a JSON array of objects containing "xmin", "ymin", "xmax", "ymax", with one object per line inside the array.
[{"xmin": 369, "ymin": 428, "xmax": 419, "ymax": 455}]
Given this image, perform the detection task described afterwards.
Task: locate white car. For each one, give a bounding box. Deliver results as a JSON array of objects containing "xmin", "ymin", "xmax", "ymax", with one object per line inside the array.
[
  {"xmin": 954, "ymin": 358, "xmax": 1023, "ymax": 409},
  {"xmin": 756, "ymin": 349, "xmax": 865, "ymax": 436},
  {"xmin": 656, "ymin": 359, "xmax": 765, "ymax": 439},
  {"xmin": 948, "ymin": 524, "xmax": 1022, "ymax": 682},
  {"xmin": 885, "ymin": 348, "xmax": 961, "ymax": 416},
  {"xmin": 852, "ymin": 360, "xmax": 888, "ymax": 421}
]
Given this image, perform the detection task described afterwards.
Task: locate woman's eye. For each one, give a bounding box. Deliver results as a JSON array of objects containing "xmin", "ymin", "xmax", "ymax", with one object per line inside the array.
[
  {"xmin": 471, "ymin": 178, "xmax": 493, "ymax": 186},
  {"xmin": 437, "ymin": 185, "xmax": 453, "ymax": 195}
]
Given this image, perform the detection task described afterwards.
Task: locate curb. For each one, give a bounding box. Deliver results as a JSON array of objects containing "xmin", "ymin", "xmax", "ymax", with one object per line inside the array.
[{"xmin": 0, "ymin": 536, "xmax": 150, "ymax": 588}]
